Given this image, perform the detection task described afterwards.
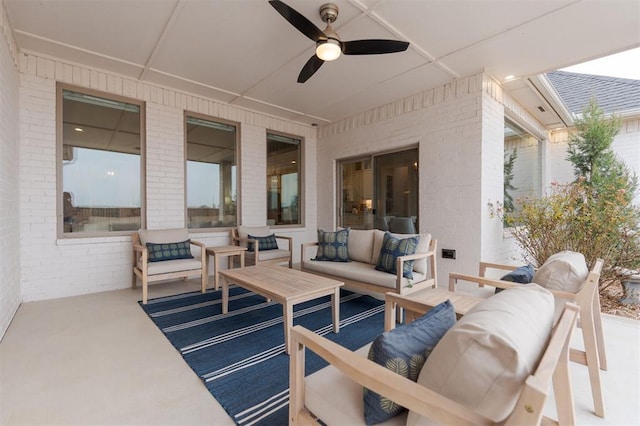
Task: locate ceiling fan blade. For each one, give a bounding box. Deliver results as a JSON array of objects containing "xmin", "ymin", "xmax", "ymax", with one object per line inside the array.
[
  {"xmin": 342, "ymin": 39, "xmax": 410, "ymax": 55},
  {"xmin": 269, "ymin": 0, "xmax": 326, "ymax": 42},
  {"xmin": 297, "ymin": 55, "xmax": 325, "ymax": 83}
]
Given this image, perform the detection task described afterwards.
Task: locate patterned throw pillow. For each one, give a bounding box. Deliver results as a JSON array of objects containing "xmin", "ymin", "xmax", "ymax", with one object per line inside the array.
[
  {"xmin": 247, "ymin": 234, "xmax": 279, "ymax": 252},
  {"xmin": 363, "ymin": 300, "xmax": 456, "ymax": 424},
  {"xmin": 313, "ymin": 228, "xmax": 350, "ymax": 262},
  {"xmin": 146, "ymin": 240, "xmax": 193, "ymax": 262},
  {"xmin": 375, "ymin": 232, "xmax": 419, "ymax": 279},
  {"xmin": 495, "ymin": 264, "xmax": 535, "ymax": 293}
]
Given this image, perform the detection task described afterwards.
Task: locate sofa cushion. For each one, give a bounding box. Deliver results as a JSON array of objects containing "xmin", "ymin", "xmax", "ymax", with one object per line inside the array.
[
  {"xmin": 139, "ymin": 228, "xmax": 189, "ymax": 245},
  {"xmin": 305, "ymin": 344, "xmax": 408, "ymax": 426},
  {"xmin": 146, "ymin": 240, "xmax": 194, "ymax": 262},
  {"xmin": 303, "ymin": 260, "xmax": 425, "ymax": 290},
  {"xmin": 364, "ymin": 300, "xmax": 456, "ymax": 424},
  {"xmin": 406, "ymin": 284, "xmax": 554, "ymax": 425},
  {"xmin": 375, "ymin": 232, "xmax": 418, "ymax": 279},
  {"xmin": 247, "ymin": 234, "xmax": 278, "ymax": 252},
  {"xmin": 345, "ymin": 229, "xmax": 375, "ymax": 263},
  {"xmin": 533, "ymin": 251, "xmax": 588, "ymax": 293},
  {"xmin": 314, "ymin": 229, "xmax": 350, "ymax": 262},
  {"xmin": 494, "ymin": 264, "xmax": 535, "ymax": 294}
]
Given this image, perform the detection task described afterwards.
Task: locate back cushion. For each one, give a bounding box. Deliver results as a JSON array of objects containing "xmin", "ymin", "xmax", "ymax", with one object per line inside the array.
[
  {"xmin": 533, "ymin": 251, "xmax": 588, "ymax": 293},
  {"xmin": 346, "ymin": 229, "xmax": 375, "ymax": 263},
  {"xmin": 406, "ymin": 284, "xmax": 554, "ymax": 425},
  {"xmin": 139, "ymin": 228, "xmax": 189, "ymax": 245}
]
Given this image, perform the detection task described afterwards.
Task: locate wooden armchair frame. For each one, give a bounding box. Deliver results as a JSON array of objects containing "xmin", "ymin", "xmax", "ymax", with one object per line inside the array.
[
  {"xmin": 289, "ymin": 302, "xmax": 580, "ymax": 426},
  {"xmin": 231, "ymin": 228, "xmax": 293, "ymax": 268},
  {"xmin": 132, "ymin": 232, "xmax": 207, "ymax": 304},
  {"xmin": 449, "ymin": 258, "xmax": 606, "ymax": 418}
]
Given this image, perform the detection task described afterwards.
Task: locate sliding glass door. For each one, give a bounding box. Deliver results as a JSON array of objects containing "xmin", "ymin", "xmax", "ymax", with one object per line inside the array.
[{"xmin": 338, "ymin": 147, "xmax": 418, "ymax": 231}]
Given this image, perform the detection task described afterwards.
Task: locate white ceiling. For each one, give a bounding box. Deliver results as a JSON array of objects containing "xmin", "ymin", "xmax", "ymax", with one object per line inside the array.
[{"xmin": 5, "ymin": 0, "xmax": 640, "ymax": 127}]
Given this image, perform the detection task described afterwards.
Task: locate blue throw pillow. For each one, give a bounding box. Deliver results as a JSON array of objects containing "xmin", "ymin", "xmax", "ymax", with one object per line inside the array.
[
  {"xmin": 363, "ymin": 300, "xmax": 457, "ymax": 424},
  {"xmin": 375, "ymin": 232, "xmax": 418, "ymax": 279},
  {"xmin": 313, "ymin": 228, "xmax": 350, "ymax": 262},
  {"xmin": 247, "ymin": 234, "xmax": 279, "ymax": 252},
  {"xmin": 495, "ymin": 264, "xmax": 535, "ymax": 293},
  {"xmin": 146, "ymin": 240, "xmax": 193, "ymax": 262}
]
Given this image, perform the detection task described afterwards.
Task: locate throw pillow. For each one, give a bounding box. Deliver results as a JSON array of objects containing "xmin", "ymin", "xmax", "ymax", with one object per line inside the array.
[
  {"xmin": 247, "ymin": 234, "xmax": 279, "ymax": 252},
  {"xmin": 146, "ymin": 240, "xmax": 193, "ymax": 262},
  {"xmin": 313, "ymin": 228, "xmax": 350, "ymax": 262},
  {"xmin": 363, "ymin": 300, "xmax": 456, "ymax": 424},
  {"xmin": 375, "ymin": 232, "xmax": 419, "ymax": 279},
  {"xmin": 494, "ymin": 264, "xmax": 535, "ymax": 294},
  {"xmin": 406, "ymin": 284, "xmax": 554, "ymax": 425}
]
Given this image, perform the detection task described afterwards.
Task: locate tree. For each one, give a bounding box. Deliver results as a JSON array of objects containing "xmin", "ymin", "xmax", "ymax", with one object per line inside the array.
[{"xmin": 503, "ymin": 148, "xmax": 518, "ymax": 213}]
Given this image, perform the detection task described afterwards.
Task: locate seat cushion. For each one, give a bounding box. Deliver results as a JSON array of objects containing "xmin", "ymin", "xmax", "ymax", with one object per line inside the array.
[
  {"xmin": 305, "ymin": 344, "xmax": 407, "ymax": 426},
  {"xmin": 375, "ymin": 232, "xmax": 419, "ymax": 279},
  {"xmin": 146, "ymin": 240, "xmax": 194, "ymax": 262},
  {"xmin": 407, "ymin": 284, "xmax": 554, "ymax": 425},
  {"xmin": 139, "ymin": 228, "xmax": 190, "ymax": 245},
  {"xmin": 364, "ymin": 300, "xmax": 456, "ymax": 424},
  {"xmin": 314, "ymin": 229, "xmax": 350, "ymax": 262},
  {"xmin": 245, "ymin": 248, "xmax": 291, "ymax": 262},
  {"xmin": 144, "ymin": 258, "xmax": 203, "ymax": 275}
]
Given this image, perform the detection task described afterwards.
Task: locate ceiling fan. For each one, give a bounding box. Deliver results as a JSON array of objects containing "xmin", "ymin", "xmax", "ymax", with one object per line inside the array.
[{"xmin": 269, "ymin": 0, "xmax": 410, "ymax": 83}]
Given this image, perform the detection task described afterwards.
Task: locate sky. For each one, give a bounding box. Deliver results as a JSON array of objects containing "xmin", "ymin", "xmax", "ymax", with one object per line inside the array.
[{"xmin": 561, "ymin": 47, "xmax": 640, "ymax": 80}]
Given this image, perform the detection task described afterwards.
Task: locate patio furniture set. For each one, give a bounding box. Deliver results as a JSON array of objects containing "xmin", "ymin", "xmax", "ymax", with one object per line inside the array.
[{"xmin": 131, "ymin": 226, "xmax": 607, "ymax": 425}]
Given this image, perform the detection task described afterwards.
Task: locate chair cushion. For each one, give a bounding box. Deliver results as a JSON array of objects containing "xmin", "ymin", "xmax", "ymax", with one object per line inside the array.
[
  {"xmin": 247, "ymin": 234, "xmax": 278, "ymax": 252},
  {"xmin": 138, "ymin": 228, "xmax": 189, "ymax": 245},
  {"xmin": 407, "ymin": 284, "xmax": 554, "ymax": 425},
  {"xmin": 494, "ymin": 264, "xmax": 535, "ymax": 294},
  {"xmin": 144, "ymin": 258, "xmax": 203, "ymax": 275},
  {"xmin": 364, "ymin": 300, "xmax": 456, "ymax": 424},
  {"xmin": 245, "ymin": 248, "xmax": 291, "ymax": 262},
  {"xmin": 375, "ymin": 232, "xmax": 419, "ymax": 279},
  {"xmin": 314, "ymin": 229, "xmax": 350, "ymax": 262},
  {"xmin": 146, "ymin": 240, "xmax": 194, "ymax": 262},
  {"xmin": 533, "ymin": 251, "xmax": 588, "ymax": 293}
]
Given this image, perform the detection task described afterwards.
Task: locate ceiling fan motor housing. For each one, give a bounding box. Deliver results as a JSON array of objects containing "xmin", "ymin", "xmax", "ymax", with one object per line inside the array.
[{"xmin": 319, "ymin": 3, "xmax": 339, "ymax": 23}]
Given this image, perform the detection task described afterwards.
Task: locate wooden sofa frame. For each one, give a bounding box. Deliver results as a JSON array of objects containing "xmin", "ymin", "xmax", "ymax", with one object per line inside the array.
[
  {"xmin": 289, "ymin": 300, "xmax": 580, "ymax": 425},
  {"xmin": 449, "ymin": 258, "xmax": 606, "ymax": 418},
  {"xmin": 300, "ymin": 238, "xmax": 438, "ymax": 298},
  {"xmin": 132, "ymin": 232, "xmax": 207, "ymax": 304}
]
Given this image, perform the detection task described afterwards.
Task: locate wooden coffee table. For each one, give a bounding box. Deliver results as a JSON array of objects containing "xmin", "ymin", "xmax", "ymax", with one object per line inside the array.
[{"xmin": 219, "ymin": 265, "xmax": 344, "ymax": 354}]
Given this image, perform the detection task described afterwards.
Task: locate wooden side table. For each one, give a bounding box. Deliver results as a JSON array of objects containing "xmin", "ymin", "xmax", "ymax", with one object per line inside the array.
[
  {"xmin": 384, "ymin": 287, "xmax": 484, "ymax": 332},
  {"xmin": 206, "ymin": 245, "xmax": 247, "ymax": 290}
]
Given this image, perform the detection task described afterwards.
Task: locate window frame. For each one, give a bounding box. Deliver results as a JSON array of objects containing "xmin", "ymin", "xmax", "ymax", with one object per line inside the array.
[
  {"xmin": 266, "ymin": 130, "xmax": 305, "ymax": 228},
  {"xmin": 56, "ymin": 83, "xmax": 146, "ymax": 239},
  {"xmin": 183, "ymin": 111, "xmax": 240, "ymax": 232}
]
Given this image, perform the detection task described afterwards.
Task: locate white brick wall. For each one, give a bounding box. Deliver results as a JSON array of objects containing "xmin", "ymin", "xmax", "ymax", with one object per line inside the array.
[
  {"xmin": 16, "ymin": 51, "xmax": 317, "ymax": 302},
  {"xmin": 0, "ymin": 1, "xmax": 21, "ymax": 339}
]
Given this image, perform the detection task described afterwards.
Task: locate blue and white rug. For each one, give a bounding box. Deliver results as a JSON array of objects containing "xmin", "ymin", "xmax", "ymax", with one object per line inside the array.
[{"xmin": 140, "ymin": 286, "xmax": 385, "ymax": 425}]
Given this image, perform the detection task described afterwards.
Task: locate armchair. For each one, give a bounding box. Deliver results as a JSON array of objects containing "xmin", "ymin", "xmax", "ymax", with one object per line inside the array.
[
  {"xmin": 231, "ymin": 225, "xmax": 292, "ymax": 268},
  {"xmin": 449, "ymin": 255, "xmax": 606, "ymax": 418},
  {"xmin": 132, "ymin": 228, "xmax": 207, "ymax": 304}
]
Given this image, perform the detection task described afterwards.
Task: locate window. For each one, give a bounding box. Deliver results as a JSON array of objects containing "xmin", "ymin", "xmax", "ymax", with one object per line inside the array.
[
  {"xmin": 185, "ymin": 114, "xmax": 238, "ymax": 229},
  {"xmin": 267, "ymin": 132, "xmax": 302, "ymax": 226},
  {"xmin": 339, "ymin": 147, "xmax": 419, "ymax": 232},
  {"xmin": 58, "ymin": 86, "xmax": 144, "ymax": 236},
  {"xmin": 504, "ymin": 118, "xmax": 541, "ymax": 215}
]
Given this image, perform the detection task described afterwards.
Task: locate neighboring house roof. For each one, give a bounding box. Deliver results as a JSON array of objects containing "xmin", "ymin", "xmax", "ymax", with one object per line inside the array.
[{"xmin": 546, "ymin": 70, "xmax": 640, "ymax": 116}]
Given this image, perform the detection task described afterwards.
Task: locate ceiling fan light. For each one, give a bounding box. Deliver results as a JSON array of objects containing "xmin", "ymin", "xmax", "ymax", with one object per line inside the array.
[{"xmin": 316, "ymin": 39, "xmax": 341, "ymax": 61}]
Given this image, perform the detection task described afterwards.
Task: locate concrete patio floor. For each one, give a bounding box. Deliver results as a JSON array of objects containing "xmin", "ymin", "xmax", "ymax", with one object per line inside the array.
[{"xmin": 0, "ymin": 279, "xmax": 638, "ymax": 425}]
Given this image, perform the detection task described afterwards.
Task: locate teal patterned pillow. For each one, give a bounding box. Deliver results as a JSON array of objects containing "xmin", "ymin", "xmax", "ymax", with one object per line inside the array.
[
  {"xmin": 247, "ymin": 234, "xmax": 278, "ymax": 252},
  {"xmin": 375, "ymin": 232, "xmax": 418, "ymax": 279},
  {"xmin": 313, "ymin": 228, "xmax": 350, "ymax": 262},
  {"xmin": 364, "ymin": 300, "xmax": 456, "ymax": 424},
  {"xmin": 146, "ymin": 240, "xmax": 193, "ymax": 262}
]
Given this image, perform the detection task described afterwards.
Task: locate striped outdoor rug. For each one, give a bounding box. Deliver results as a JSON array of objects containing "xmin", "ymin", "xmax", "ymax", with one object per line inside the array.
[{"xmin": 140, "ymin": 286, "xmax": 385, "ymax": 425}]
